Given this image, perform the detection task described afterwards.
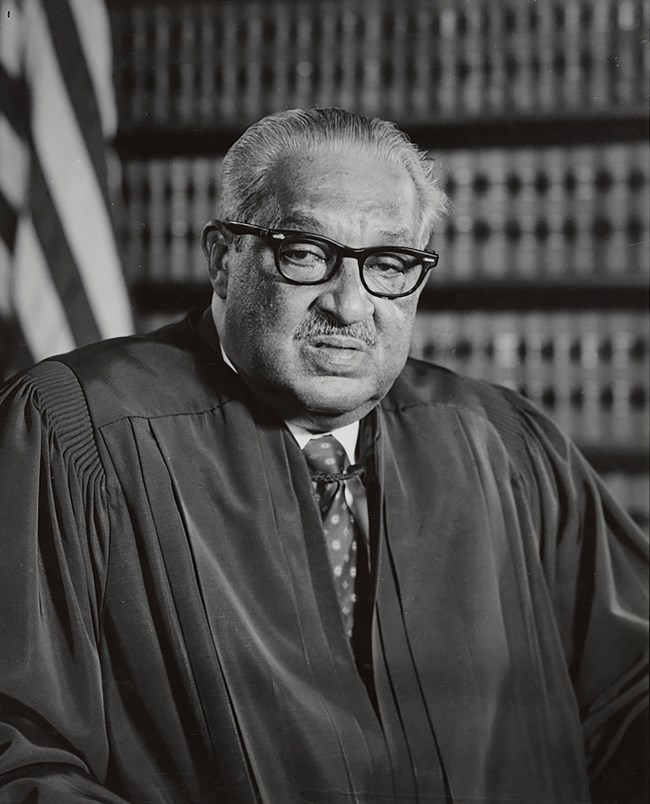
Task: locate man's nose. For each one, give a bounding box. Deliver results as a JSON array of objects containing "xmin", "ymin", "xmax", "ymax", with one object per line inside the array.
[{"xmin": 316, "ymin": 258, "xmax": 375, "ymax": 324}]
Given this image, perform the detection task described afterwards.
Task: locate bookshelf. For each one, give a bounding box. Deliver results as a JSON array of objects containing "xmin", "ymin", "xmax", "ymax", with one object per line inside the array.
[{"xmin": 108, "ymin": 0, "xmax": 650, "ymax": 530}]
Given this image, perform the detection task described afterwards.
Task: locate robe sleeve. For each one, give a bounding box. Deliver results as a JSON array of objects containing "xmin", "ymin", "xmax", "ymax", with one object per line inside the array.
[
  {"xmin": 515, "ymin": 397, "xmax": 649, "ymax": 803},
  {"xmin": 0, "ymin": 363, "xmax": 129, "ymax": 803}
]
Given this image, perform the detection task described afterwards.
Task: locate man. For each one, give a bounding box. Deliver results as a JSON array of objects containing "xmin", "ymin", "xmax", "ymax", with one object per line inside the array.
[{"xmin": 0, "ymin": 108, "xmax": 647, "ymax": 804}]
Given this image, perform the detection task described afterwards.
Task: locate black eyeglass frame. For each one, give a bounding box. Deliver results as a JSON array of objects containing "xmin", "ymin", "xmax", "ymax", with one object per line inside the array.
[{"xmin": 217, "ymin": 220, "xmax": 439, "ymax": 299}]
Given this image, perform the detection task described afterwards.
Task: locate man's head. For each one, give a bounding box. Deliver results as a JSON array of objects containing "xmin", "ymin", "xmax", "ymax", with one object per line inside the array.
[{"xmin": 202, "ymin": 107, "xmax": 448, "ymax": 431}]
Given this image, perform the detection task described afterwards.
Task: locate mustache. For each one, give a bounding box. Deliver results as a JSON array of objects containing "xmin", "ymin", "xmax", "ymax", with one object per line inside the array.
[{"xmin": 294, "ymin": 313, "xmax": 378, "ymax": 347}]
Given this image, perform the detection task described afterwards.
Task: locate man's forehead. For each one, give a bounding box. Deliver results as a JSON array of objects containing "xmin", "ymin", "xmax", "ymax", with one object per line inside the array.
[{"xmin": 275, "ymin": 212, "xmax": 414, "ymax": 244}]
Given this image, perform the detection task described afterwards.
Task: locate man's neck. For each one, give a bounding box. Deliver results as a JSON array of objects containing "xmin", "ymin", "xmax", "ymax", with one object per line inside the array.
[{"xmin": 219, "ymin": 342, "xmax": 361, "ymax": 462}]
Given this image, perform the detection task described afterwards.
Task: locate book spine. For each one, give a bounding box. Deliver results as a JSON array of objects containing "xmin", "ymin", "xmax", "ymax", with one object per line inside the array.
[
  {"xmin": 508, "ymin": 1, "xmax": 534, "ymax": 114},
  {"xmin": 242, "ymin": 2, "xmax": 264, "ymax": 120},
  {"xmin": 627, "ymin": 142, "xmax": 650, "ymax": 281},
  {"xmin": 446, "ymin": 150, "xmax": 475, "ymax": 282},
  {"xmin": 589, "ymin": 0, "xmax": 614, "ymax": 112},
  {"xmin": 411, "ymin": 2, "xmax": 434, "ymax": 121},
  {"xmin": 613, "ymin": 0, "xmax": 643, "ymax": 108},
  {"xmin": 147, "ymin": 160, "xmax": 168, "ymax": 283},
  {"xmin": 540, "ymin": 146, "xmax": 570, "ymax": 281},
  {"xmin": 531, "ymin": 3, "xmax": 558, "ymax": 113},
  {"xmin": 562, "ymin": 0, "xmax": 583, "ymax": 110},
  {"xmin": 461, "ymin": 1, "xmax": 485, "ymax": 117},
  {"xmin": 152, "ymin": 5, "xmax": 171, "ymax": 125},
  {"xmin": 438, "ymin": 1, "xmax": 458, "ymax": 118},
  {"xmin": 197, "ymin": 4, "xmax": 217, "ymax": 124},
  {"xmin": 317, "ymin": 2, "xmax": 337, "ymax": 107},
  {"xmin": 219, "ymin": 2, "xmax": 239, "ymax": 123},
  {"xmin": 121, "ymin": 161, "xmax": 147, "ymax": 283}
]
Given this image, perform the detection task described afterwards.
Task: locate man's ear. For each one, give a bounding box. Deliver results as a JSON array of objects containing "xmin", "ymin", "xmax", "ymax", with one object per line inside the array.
[{"xmin": 201, "ymin": 220, "xmax": 234, "ymax": 299}]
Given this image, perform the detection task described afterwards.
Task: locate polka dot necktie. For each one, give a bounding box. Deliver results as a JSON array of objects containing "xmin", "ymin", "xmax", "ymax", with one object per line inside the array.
[{"xmin": 303, "ymin": 435, "xmax": 358, "ymax": 637}]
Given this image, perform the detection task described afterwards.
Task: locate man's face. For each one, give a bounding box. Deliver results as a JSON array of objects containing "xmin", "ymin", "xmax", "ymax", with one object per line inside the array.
[{"xmin": 215, "ymin": 147, "xmax": 425, "ymax": 429}]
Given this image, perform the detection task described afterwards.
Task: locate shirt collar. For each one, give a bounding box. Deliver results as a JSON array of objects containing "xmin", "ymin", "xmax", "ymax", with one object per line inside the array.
[{"xmin": 220, "ymin": 345, "xmax": 360, "ymax": 465}]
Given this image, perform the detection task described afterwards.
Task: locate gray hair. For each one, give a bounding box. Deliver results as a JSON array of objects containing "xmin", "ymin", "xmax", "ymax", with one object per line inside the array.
[{"xmin": 218, "ymin": 107, "xmax": 449, "ymax": 245}]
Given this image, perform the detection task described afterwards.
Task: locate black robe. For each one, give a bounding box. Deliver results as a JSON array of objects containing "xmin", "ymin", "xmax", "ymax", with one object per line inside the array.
[{"xmin": 0, "ymin": 310, "xmax": 647, "ymax": 803}]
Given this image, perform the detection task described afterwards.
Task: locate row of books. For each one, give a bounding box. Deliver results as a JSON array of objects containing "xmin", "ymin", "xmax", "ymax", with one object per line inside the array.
[
  {"xmin": 410, "ymin": 310, "xmax": 649, "ymax": 449},
  {"xmin": 109, "ymin": 0, "xmax": 649, "ymax": 127},
  {"xmin": 118, "ymin": 142, "xmax": 649, "ymax": 284}
]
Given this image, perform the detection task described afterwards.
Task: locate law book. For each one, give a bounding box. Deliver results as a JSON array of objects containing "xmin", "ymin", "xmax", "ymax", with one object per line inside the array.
[
  {"xmin": 608, "ymin": 311, "xmax": 650, "ymax": 447},
  {"xmin": 293, "ymin": 2, "xmax": 316, "ymax": 110},
  {"xmin": 520, "ymin": 312, "xmax": 554, "ymax": 415},
  {"xmin": 561, "ymin": 2, "xmax": 583, "ymax": 110},
  {"xmin": 534, "ymin": 147, "xmax": 564, "ymax": 280},
  {"xmin": 489, "ymin": 312, "xmax": 524, "ymax": 392},
  {"xmin": 460, "ymin": 2, "xmax": 485, "ymax": 117},
  {"xmin": 146, "ymin": 160, "xmax": 169, "ymax": 282},
  {"xmin": 613, "ymin": 0, "xmax": 643, "ymax": 108},
  {"xmin": 127, "ymin": 5, "xmax": 153, "ymax": 125},
  {"xmin": 218, "ymin": 1, "xmax": 240, "ymax": 122},
  {"xmin": 626, "ymin": 142, "xmax": 650, "ymax": 281},
  {"xmin": 442, "ymin": 150, "xmax": 475, "ymax": 281},
  {"xmin": 150, "ymin": 5, "xmax": 172, "ymax": 126},
  {"xmin": 507, "ymin": 1, "xmax": 535, "ymax": 114},
  {"xmin": 174, "ymin": 7, "xmax": 197, "ymax": 124},
  {"xmin": 316, "ymin": 2, "xmax": 338, "ymax": 107},
  {"xmin": 338, "ymin": 7, "xmax": 359, "ymax": 113},
  {"xmin": 589, "ymin": 0, "xmax": 614, "ymax": 111},
  {"xmin": 241, "ymin": 3, "xmax": 264, "ymax": 120},
  {"xmin": 197, "ymin": 3, "xmax": 217, "ymax": 124},
  {"xmin": 533, "ymin": 0, "xmax": 556, "ymax": 112},
  {"xmin": 473, "ymin": 149, "xmax": 509, "ymax": 280},
  {"xmin": 437, "ymin": 1, "xmax": 459, "ymax": 118},
  {"xmin": 121, "ymin": 161, "xmax": 148, "ymax": 283},
  {"xmin": 485, "ymin": 1, "xmax": 507, "ymax": 115},
  {"xmin": 411, "ymin": 4, "xmax": 434, "ymax": 120}
]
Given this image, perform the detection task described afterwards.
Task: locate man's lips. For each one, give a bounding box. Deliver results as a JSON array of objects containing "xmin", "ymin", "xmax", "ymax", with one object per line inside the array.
[{"xmin": 307, "ymin": 335, "xmax": 370, "ymax": 350}]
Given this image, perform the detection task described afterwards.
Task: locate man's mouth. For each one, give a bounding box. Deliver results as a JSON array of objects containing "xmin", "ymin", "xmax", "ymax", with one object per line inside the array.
[{"xmin": 310, "ymin": 335, "xmax": 368, "ymax": 350}]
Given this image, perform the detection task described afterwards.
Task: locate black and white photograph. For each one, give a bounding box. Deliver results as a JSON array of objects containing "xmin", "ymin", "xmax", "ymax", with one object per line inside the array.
[{"xmin": 0, "ymin": 1, "xmax": 648, "ymax": 802}]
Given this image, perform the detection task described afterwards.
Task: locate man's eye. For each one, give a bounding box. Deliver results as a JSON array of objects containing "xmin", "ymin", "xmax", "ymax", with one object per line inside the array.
[
  {"xmin": 282, "ymin": 244, "xmax": 328, "ymax": 264},
  {"xmin": 366, "ymin": 254, "xmax": 414, "ymax": 274}
]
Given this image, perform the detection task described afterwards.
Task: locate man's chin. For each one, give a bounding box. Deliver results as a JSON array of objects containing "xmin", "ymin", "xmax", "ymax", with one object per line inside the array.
[{"xmin": 286, "ymin": 375, "xmax": 382, "ymax": 429}]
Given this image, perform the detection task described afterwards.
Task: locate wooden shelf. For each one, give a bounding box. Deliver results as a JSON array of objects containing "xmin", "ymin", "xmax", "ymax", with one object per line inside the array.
[
  {"xmin": 115, "ymin": 113, "xmax": 649, "ymax": 160},
  {"xmin": 581, "ymin": 446, "xmax": 649, "ymax": 475}
]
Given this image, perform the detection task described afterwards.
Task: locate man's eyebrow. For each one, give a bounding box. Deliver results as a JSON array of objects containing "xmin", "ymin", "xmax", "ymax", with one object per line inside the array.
[{"xmin": 275, "ymin": 214, "xmax": 322, "ymax": 231}]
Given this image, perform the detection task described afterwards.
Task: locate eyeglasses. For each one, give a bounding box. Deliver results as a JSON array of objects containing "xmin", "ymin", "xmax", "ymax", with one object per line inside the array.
[{"xmin": 216, "ymin": 220, "xmax": 439, "ymax": 299}]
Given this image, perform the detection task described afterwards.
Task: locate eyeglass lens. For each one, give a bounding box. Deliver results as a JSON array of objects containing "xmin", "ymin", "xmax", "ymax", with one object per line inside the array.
[{"xmin": 278, "ymin": 239, "xmax": 423, "ymax": 296}]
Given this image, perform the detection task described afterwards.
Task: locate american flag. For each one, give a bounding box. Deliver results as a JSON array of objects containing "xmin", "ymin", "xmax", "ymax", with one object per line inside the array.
[{"xmin": 0, "ymin": 0, "xmax": 133, "ymax": 379}]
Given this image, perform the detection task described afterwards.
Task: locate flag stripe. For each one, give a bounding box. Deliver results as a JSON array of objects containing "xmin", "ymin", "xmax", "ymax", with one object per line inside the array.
[
  {"xmin": 68, "ymin": 0, "xmax": 117, "ymax": 138},
  {"xmin": 30, "ymin": 156, "xmax": 102, "ymax": 345},
  {"xmin": 40, "ymin": 0, "xmax": 110, "ymax": 207},
  {"xmin": 29, "ymin": 0, "xmax": 132, "ymax": 340},
  {"xmin": 0, "ymin": 64, "xmax": 30, "ymax": 142},
  {"xmin": 13, "ymin": 216, "xmax": 76, "ymax": 359},
  {"xmin": 0, "ymin": 188, "xmax": 18, "ymax": 251}
]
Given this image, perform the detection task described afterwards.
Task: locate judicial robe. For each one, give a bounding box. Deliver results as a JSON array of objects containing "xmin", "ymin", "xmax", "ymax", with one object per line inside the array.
[{"xmin": 0, "ymin": 309, "xmax": 647, "ymax": 804}]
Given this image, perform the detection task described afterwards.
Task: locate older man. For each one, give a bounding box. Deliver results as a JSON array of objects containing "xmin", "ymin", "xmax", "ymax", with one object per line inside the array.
[{"xmin": 0, "ymin": 108, "xmax": 647, "ymax": 804}]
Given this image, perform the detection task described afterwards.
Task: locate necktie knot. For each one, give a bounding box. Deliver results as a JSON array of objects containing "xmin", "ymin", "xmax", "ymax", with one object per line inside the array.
[{"xmin": 302, "ymin": 434, "xmax": 347, "ymax": 477}]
